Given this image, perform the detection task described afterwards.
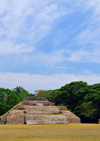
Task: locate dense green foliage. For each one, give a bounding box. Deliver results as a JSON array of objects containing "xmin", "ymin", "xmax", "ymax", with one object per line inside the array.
[
  {"xmin": 36, "ymin": 81, "xmax": 100, "ymax": 123},
  {"xmin": 0, "ymin": 86, "xmax": 32, "ymax": 116}
]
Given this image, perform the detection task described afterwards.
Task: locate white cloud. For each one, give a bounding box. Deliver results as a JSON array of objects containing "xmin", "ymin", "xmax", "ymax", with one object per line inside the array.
[
  {"xmin": 0, "ymin": 0, "xmax": 8, "ymax": 15},
  {"xmin": 0, "ymin": 0, "xmax": 100, "ymax": 65},
  {"xmin": 0, "ymin": 40, "xmax": 33, "ymax": 54},
  {"xmin": 76, "ymin": 0, "xmax": 100, "ymax": 48},
  {"xmin": 0, "ymin": 71, "xmax": 100, "ymax": 93},
  {"xmin": 85, "ymin": 0, "xmax": 100, "ymax": 16},
  {"xmin": 0, "ymin": 0, "xmax": 70, "ymax": 55},
  {"xmin": 68, "ymin": 49, "xmax": 100, "ymax": 63},
  {"xmin": 68, "ymin": 50, "xmax": 89, "ymax": 62},
  {"xmin": 52, "ymin": 67, "xmax": 67, "ymax": 69},
  {"xmin": 77, "ymin": 27, "xmax": 100, "ymax": 46},
  {"xmin": 34, "ymin": 49, "xmax": 66, "ymax": 67}
]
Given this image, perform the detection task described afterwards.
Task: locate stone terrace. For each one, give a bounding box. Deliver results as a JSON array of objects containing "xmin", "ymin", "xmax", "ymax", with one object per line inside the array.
[
  {"xmin": 25, "ymin": 115, "xmax": 68, "ymax": 124},
  {"xmin": 0, "ymin": 97, "xmax": 81, "ymax": 124},
  {"xmin": 24, "ymin": 106, "xmax": 59, "ymax": 114}
]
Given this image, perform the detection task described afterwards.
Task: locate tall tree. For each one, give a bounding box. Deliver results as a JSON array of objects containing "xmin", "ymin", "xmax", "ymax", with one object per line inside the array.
[{"xmin": 13, "ymin": 86, "xmax": 26, "ymax": 95}]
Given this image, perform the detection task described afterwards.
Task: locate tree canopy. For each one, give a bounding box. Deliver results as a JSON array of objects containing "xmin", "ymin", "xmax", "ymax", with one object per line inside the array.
[
  {"xmin": 36, "ymin": 81, "xmax": 100, "ymax": 123},
  {"xmin": 0, "ymin": 86, "xmax": 32, "ymax": 116}
]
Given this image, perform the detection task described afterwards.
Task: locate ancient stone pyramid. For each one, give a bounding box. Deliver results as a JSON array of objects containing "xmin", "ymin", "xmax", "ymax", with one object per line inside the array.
[{"xmin": 0, "ymin": 97, "xmax": 81, "ymax": 124}]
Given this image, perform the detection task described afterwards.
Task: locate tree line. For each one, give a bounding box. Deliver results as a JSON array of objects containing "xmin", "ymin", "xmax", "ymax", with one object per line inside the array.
[
  {"xmin": 36, "ymin": 81, "xmax": 100, "ymax": 123},
  {"xmin": 0, "ymin": 81, "xmax": 100, "ymax": 123}
]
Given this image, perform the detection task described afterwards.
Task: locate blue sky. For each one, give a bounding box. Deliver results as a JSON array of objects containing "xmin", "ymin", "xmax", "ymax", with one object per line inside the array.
[{"xmin": 0, "ymin": 0, "xmax": 100, "ymax": 93}]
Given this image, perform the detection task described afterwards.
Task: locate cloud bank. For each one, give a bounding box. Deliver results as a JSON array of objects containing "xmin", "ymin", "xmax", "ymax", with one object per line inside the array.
[{"xmin": 0, "ymin": 72, "xmax": 100, "ymax": 93}]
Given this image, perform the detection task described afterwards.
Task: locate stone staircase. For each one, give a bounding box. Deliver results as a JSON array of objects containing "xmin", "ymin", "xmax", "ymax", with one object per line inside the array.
[
  {"xmin": 25, "ymin": 115, "xmax": 68, "ymax": 124},
  {"xmin": 22, "ymin": 98, "xmax": 68, "ymax": 124}
]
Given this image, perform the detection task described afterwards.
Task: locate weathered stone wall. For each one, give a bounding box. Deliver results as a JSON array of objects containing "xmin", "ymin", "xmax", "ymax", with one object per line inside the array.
[
  {"xmin": 13, "ymin": 105, "xmax": 25, "ymax": 110},
  {"xmin": 25, "ymin": 115, "xmax": 68, "ymax": 124},
  {"xmin": 36, "ymin": 97, "xmax": 48, "ymax": 101},
  {"xmin": 25, "ymin": 96, "xmax": 35, "ymax": 100},
  {"xmin": 24, "ymin": 106, "xmax": 59, "ymax": 114},
  {"xmin": 6, "ymin": 110, "xmax": 24, "ymax": 124},
  {"xmin": 22, "ymin": 100, "xmax": 37, "ymax": 106},
  {"xmin": 0, "ymin": 116, "xmax": 6, "ymax": 124},
  {"xmin": 22, "ymin": 100, "xmax": 54, "ymax": 106},
  {"xmin": 57, "ymin": 106, "xmax": 67, "ymax": 110},
  {"xmin": 43, "ymin": 102, "xmax": 54, "ymax": 106},
  {"xmin": 62, "ymin": 110, "xmax": 81, "ymax": 123},
  {"xmin": 24, "ymin": 97, "xmax": 48, "ymax": 101},
  {"xmin": 0, "ymin": 112, "xmax": 10, "ymax": 124}
]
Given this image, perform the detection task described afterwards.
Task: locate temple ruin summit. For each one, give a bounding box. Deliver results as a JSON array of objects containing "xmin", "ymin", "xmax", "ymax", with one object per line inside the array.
[{"xmin": 0, "ymin": 97, "xmax": 81, "ymax": 124}]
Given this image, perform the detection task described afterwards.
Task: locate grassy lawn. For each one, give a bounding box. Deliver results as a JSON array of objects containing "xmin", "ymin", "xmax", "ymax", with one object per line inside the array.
[{"xmin": 0, "ymin": 124, "xmax": 100, "ymax": 141}]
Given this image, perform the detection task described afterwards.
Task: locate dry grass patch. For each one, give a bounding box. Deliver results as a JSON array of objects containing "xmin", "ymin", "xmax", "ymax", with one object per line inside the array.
[{"xmin": 0, "ymin": 124, "xmax": 100, "ymax": 141}]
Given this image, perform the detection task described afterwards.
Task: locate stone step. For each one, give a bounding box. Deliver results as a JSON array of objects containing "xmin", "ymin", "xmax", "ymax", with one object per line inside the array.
[
  {"xmin": 24, "ymin": 106, "xmax": 59, "ymax": 114},
  {"xmin": 22, "ymin": 100, "xmax": 54, "ymax": 106},
  {"xmin": 25, "ymin": 115, "xmax": 68, "ymax": 124}
]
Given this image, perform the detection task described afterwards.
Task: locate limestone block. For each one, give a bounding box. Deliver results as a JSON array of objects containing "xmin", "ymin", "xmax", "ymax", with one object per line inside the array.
[
  {"xmin": 24, "ymin": 97, "xmax": 48, "ymax": 101},
  {"xmin": 36, "ymin": 101, "xmax": 54, "ymax": 106},
  {"xmin": 0, "ymin": 112, "xmax": 10, "ymax": 124},
  {"xmin": 43, "ymin": 102, "xmax": 54, "ymax": 106},
  {"xmin": 24, "ymin": 96, "xmax": 35, "ymax": 100},
  {"xmin": 22, "ymin": 100, "xmax": 54, "ymax": 106},
  {"xmin": 36, "ymin": 103, "xmax": 44, "ymax": 106},
  {"xmin": 62, "ymin": 110, "xmax": 81, "ymax": 123},
  {"xmin": 36, "ymin": 97, "xmax": 48, "ymax": 101},
  {"xmin": 24, "ymin": 106, "xmax": 59, "ymax": 114},
  {"xmin": 22, "ymin": 100, "xmax": 37, "ymax": 106},
  {"xmin": 57, "ymin": 106, "xmax": 67, "ymax": 110},
  {"xmin": 13, "ymin": 105, "xmax": 25, "ymax": 110},
  {"xmin": 0, "ymin": 116, "xmax": 6, "ymax": 124},
  {"xmin": 6, "ymin": 110, "xmax": 24, "ymax": 124},
  {"xmin": 25, "ymin": 115, "xmax": 68, "ymax": 124}
]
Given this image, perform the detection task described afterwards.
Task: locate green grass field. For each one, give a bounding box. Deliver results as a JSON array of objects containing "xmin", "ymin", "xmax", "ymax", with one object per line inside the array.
[{"xmin": 0, "ymin": 124, "xmax": 100, "ymax": 141}]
